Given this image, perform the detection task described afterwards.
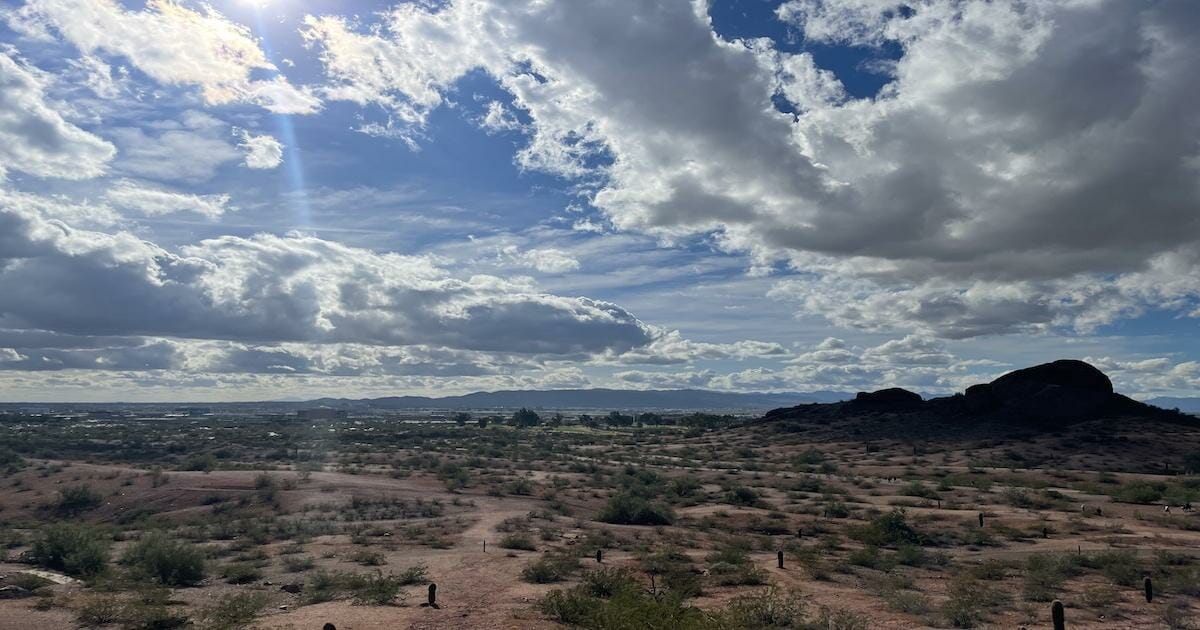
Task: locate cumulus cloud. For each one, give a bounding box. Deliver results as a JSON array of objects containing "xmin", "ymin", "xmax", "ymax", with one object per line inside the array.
[
  {"xmin": 0, "ymin": 47, "xmax": 115, "ymax": 179},
  {"xmin": 235, "ymin": 129, "xmax": 284, "ymax": 169},
  {"xmin": 110, "ymin": 111, "xmax": 240, "ymax": 182},
  {"xmin": 614, "ymin": 334, "xmax": 975, "ymax": 393},
  {"xmin": 497, "ymin": 245, "xmax": 580, "ymax": 274},
  {"xmin": 0, "ymin": 195, "xmax": 655, "ymax": 357},
  {"xmin": 301, "ymin": 0, "xmax": 1200, "ymax": 338},
  {"xmin": 104, "ymin": 179, "xmax": 231, "ymax": 219},
  {"xmin": 8, "ymin": 0, "xmax": 320, "ymax": 113}
]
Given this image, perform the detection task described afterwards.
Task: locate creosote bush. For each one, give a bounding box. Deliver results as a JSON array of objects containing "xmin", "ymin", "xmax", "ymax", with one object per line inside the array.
[
  {"xmin": 597, "ymin": 492, "xmax": 674, "ymax": 526},
  {"xmin": 30, "ymin": 523, "xmax": 110, "ymax": 577},
  {"xmin": 122, "ymin": 532, "xmax": 206, "ymax": 586}
]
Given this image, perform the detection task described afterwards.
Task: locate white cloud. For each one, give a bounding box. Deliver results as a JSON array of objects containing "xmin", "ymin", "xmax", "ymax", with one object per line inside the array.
[
  {"xmin": 235, "ymin": 129, "xmax": 284, "ymax": 169},
  {"xmin": 0, "ymin": 195, "xmax": 656, "ymax": 357},
  {"xmin": 66, "ymin": 53, "xmax": 125, "ymax": 99},
  {"xmin": 104, "ymin": 179, "xmax": 231, "ymax": 219},
  {"xmin": 497, "ymin": 245, "xmax": 579, "ymax": 274},
  {"xmin": 9, "ymin": 0, "xmax": 319, "ymax": 113},
  {"xmin": 110, "ymin": 111, "xmax": 240, "ymax": 182},
  {"xmin": 301, "ymin": 0, "xmax": 1200, "ymax": 338},
  {"xmin": 0, "ymin": 47, "xmax": 115, "ymax": 179}
]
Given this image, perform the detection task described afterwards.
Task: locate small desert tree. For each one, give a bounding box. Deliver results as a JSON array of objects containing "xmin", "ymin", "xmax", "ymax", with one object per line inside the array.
[{"xmin": 512, "ymin": 408, "xmax": 541, "ymax": 428}]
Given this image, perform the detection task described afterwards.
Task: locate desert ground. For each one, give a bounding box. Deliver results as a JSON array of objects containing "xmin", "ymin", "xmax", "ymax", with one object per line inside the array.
[{"xmin": 1, "ymin": 403, "xmax": 1199, "ymax": 629}]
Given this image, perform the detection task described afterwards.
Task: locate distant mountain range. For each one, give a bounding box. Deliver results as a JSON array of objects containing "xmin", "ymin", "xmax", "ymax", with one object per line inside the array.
[
  {"xmin": 303, "ymin": 388, "xmax": 851, "ymax": 411},
  {"xmin": 0, "ymin": 389, "xmax": 852, "ymax": 412},
  {"xmin": 1146, "ymin": 397, "xmax": 1200, "ymax": 414}
]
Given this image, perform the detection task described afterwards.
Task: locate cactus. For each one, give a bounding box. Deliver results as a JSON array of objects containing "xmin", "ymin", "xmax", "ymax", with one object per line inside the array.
[
  {"xmin": 978, "ymin": 512, "xmax": 985, "ymax": 527},
  {"xmin": 1051, "ymin": 599, "xmax": 1065, "ymax": 630},
  {"xmin": 323, "ymin": 625, "xmax": 336, "ymax": 630},
  {"xmin": 596, "ymin": 549, "xmax": 602, "ymax": 563},
  {"xmin": 777, "ymin": 550, "xmax": 784, "ymax": 569},
  {"xmin": 1144, "ymin": 576, "xmax": 1153, "ymax": 603},
  {"xmin": 428, "ymin": 583, "xmax": 437, "ymax": 607}
]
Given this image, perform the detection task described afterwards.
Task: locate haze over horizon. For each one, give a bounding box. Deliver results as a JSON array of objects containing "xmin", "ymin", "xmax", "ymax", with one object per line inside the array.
[{"xmin": 2, "ymin": 0, "xmax": 1199, "ymax": 403}]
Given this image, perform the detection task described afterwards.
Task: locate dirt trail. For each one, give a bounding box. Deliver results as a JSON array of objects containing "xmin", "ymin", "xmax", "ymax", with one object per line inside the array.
[{"xmin": 262, "ymin": 495, "xmax": 556, "ymax": 630}]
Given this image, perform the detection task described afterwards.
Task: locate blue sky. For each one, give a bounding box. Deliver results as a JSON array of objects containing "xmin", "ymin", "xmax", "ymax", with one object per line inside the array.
[{"xmin": 0, "ymin": 0, "xmax": 1198, "ymax": 401}]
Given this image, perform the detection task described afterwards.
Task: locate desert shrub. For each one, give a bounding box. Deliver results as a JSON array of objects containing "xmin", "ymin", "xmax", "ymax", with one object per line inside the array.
[
  {"xmin": 668, "ymin": 476, "xmax": 701, "ymax": 498},
  {"xmin": 305, "ymin": 569, "xmax": 425, "ymax": 605},
  {"xmin": 499, "ymin": 533, "xmax": 537, "ymax": 551},
  {"xmin": 884, "ymin": 590, "xmax": 932, "ymax": 615},
  {"xmin": 75, "ymin": 595, "xmax": 123, "ymax": 626},
  {"xmin": 1087, "ymin": 550, "xmax": 1140, "ymax": 586},
  {"xmin": 851, "ymin": 511, "xmax": 922, "ymax": 548},
  {"xmin": 895, "ymin": 544, "xmax": 946, "ymax": 567},
  {"xmin": 539, "ymin": 570, "xmax": 713, "ymax": 630},
  {"xmin": 597, "ymin": 492, "xmax": 674, "ymax": 526},
  {"xmin": 344, "ymin": 571, "xmax": 407, "ymax": 606},
  {"xmin": 282, "ymin": 555, "xmax": 315, "ymax": 572},
  {"xmin": 1163, "ymin": 565, "xmax": 1200, "ymax": 596},
  {"xmin": 1111, "ymin": 481, "xmax": 1165, "ymax": 504},
  {"xmin": 76, "ymin": 588, "xmax": 188, "ymax": 630},
  {"xmin": 30, "ymin": 523, "xmax": 110, "ymax": 576},
  {"xmin": 1080, "ymin": 584, "xmax": 1122, "ymax": 619},
  {"xmin": 706, "ymin": 546, "xmax": 768, "ymax": 586},
  {"xmin": 522, "ymin": 554, "xmax": 580, "ymax": 584},
  {"xmin": 848, "ymin": 546, "xmax": 894, "ymax": 571},
  {"xmin": 349, "ymin": 549, "xmax": 386, "ymax": 566},
  {"xmin": 580, "ymin": 567, "xmax": 637, "ymax": 598},
  {"xmin": 304, "ymin": 570, "xmax": 343, "ymax": 603},
  {"xmin": 1023, "ymin": 554, "xmax": 1078, "ymax": 601},
  {"xmin": 718, "ymin": 587, "xmax": 807, "ymax": 628},
  {"xmin": 220, "ymin": 562, "xmax": 262, "ymax": 584},
  {"xmin": 53, "ymin": 485, "xmax": 103, "ymax": 515},
  {"xmin": 942, "ymin": 576, "xmax": 1007, "ymax": 628},
  {"xmin": 902, "ymin": 481, "xmax": 939, "ymax": 500},
  {"xmin": 122, "ymin": 532, "xmax": 206, "ymax": 586},
  {"xmin": 393, "ymin": 563, "xmax": 429, "ymax": 585},
  {"xmin": 642, "ymin": 549, "xmax": 703, "ymax": 597},
  {"xmin": 725, "ymin": 486, "xmax": 762, "ymax": 507},
  {"xmin": 194, "ymin": 592, "xmax": 269, "ymax": 630},
  {"xmin": 0, "ymin": 447, "xmax": 25, "ymax": 472}
]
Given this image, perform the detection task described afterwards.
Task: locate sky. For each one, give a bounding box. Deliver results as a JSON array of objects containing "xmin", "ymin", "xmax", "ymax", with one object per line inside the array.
[{"xmin": 0, "ymin": 0, "xmax": 1198, "ymax": 402}]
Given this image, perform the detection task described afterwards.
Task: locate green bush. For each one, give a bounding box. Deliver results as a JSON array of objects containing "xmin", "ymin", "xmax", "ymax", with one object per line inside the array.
[
  {"xmin": 499, "ymin": 533, "xmax": 537, "ymax": 551},
  {"xmin": 195, "ymin": 592, "xmax": 269, "ymax": 630},
  {"xmin": 597, "ymin": 492, "xmax": 674, "ymax": 526},
  {"xmin": 30, "ymin": 523, "xmax": 110, "ymax": 576},
  {"xmin": 220, "ymin": 562, "xmax": 262, "ymax": 584},
  {"xmin": 1111, "ymin": 481, "xmax": 1165, "ymax": 504},
  {"xmin": 122, "ymin": 532, "xmax": 206, "ymax": 586},
  {"xmin": 522, "ymin": 554, "xmax": 580, "ymax": 584},
  {"xmin": 345, "ymin": 571, "xmax": 407, "ymax": 606},
  {"xmin": 851, "ymin": 511, "xmax": 923, "ymax": 548},
  {"xmin": 53, "ymin": 485, "xmax": 103, "ymax": 515},
  {"xmin": 282, "ymin": 555, "xmax": 315, "ymax": 572},
  {"xmin": 725, "ymin": 486, "xmax": 761, "ymax": 507}
]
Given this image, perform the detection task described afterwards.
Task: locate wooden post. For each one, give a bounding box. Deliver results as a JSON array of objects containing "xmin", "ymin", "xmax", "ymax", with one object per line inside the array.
[
  {"xmin": 596, "ymin": 549, "xmax": 602, "ymax": 563},
  {"xmin": 1144, "ymin": 576, "xmax": 1153, "ymax": 603},
  {"xmin": 978, "ymin": 512, "xmax": 985, "ymax": 527},
  {"xmin": 428, "ymin": 583, "xmax": 437, "ymax": 607},
  {"xmin": 777, "ymin": 550, "xmax": 784, "ymax": 569}
]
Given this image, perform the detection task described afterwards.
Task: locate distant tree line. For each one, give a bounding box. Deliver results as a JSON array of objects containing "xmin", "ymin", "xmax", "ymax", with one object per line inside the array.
[{"xmin": 446, "ymin": 409, "xmax": 739, "ymax": 429}]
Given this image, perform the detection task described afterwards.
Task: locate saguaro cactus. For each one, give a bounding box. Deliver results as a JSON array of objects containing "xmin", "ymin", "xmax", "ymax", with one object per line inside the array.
[
  {"xmin": 1051, "ymin": 599, "xmax": 1065, "ymax": 630},
  {"xmin": 1144, "ymin": 576, "xmax": 1154, "ymax": 603},
  {"xmin": 777, "ymin": 550, "xmax": 784, "ymax": 569},
  {"xmin": 596, "ymin": 549, "xmax": 603, "ymax": 563},
  {"xmin": 978, "ymin": 512, "xmax": 985, "ymax": 527},
  {"xmin": 428, "ymin": 583, "xmax": 437, "ymax": 607}
]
